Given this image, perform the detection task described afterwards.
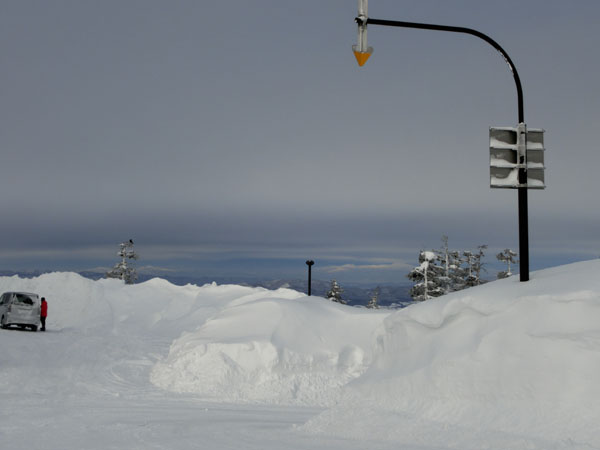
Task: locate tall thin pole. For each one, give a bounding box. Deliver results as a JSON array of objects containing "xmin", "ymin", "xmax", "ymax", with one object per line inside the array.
[
  {"xmin": 306, "ymin": 260, "xmax": 315, "ymax": 295},
  {"xmin": 362, "ymin": 17, "xmax": 530, "ymax": 281}
]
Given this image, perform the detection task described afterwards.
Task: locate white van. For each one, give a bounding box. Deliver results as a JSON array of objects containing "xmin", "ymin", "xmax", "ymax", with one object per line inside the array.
[{"xmin": 0, "ymin": 292, "xmax": 41, "ymax": 332}]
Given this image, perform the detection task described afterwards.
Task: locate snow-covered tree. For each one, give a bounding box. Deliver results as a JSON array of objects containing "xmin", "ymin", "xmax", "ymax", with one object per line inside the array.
[
  {"xmin": 366, "ymin": 287, "xmax": 380, "ymax": 309},
  {"xmin": 436, "ymin": 236, "xmax": 452, "ymax": 293},
  {"xmin": 448, "ymin": 250, "xmax": 468, "ymax": 291},
  {"xmin": 463, "ymin": 251, "xmax": 475, "ymax": 285},
  {"xmin": 474, "ymin": 245, "xmax": 488, "ymax": 284},
  {"xmin": 407, "ymin": 251, "xmax": 445, "ymax": 301},
  {"xmin": 497, "ymin": 248, "xmax": 518, "ymax": 279},
  {"xmin": 106, "ymin": 239, "xmax": 139, "ymax": 284},
  {"xmin": 326, "ymin": 279, "xmax": 346, "ymax": 304},
  {"xmin": 464, "ymin": 245, "xmax": 487, "ymax": 287},
  {"xmin": 409, "ymin": 239, "xmax": 490, "ymax": 298},
  {"xmin": 436, "ymin": 236, "xmax": 467, "ymax": 293}
]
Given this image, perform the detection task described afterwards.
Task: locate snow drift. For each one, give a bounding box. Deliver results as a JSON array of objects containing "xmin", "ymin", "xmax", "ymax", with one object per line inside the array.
[
  {"xmin": 0, "ymin": 273, "xmax": 387, "ymax": 407},
  {"xmin": 303, "ymin": 262, "xmax": 600, "ymax": 448},
  {"xmin": 2, "ymin": 261, "xmax": 600, "ymax": 449},
  {"xmin": 150, "ymin": 296, "xmax": 387, "ymax": 406}
]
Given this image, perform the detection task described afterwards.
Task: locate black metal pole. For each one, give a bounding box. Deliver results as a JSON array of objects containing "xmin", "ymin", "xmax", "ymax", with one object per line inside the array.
[
  {"xmin": 518, "ymin": 161, "xmax": 529, "ymax": 282},
  {"xmin": 306, "ymin": 260, "xmax": 315, "ymax": 295},
  {"xmin": 363, "ymin": 17, "xmax": 530, "ymax": 281}
]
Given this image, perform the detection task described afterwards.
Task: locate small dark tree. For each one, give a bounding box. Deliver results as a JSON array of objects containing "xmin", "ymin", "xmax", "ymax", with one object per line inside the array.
[
  {"xmin": 366, "ymin": 287, "xmax": 380, "ymax": 309},
  {"xmin": 106, "ymin": 239, "xmax": 139, "ymax": 284},
  {"xmin": 326, "ymin": 279, "xmax": 346, "ymax": 304}
]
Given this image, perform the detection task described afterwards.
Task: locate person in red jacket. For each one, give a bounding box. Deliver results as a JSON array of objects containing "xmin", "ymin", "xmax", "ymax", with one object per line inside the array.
[{"xmin": 40, "ymin": 297, "xmax": 48, "ymax": 331}]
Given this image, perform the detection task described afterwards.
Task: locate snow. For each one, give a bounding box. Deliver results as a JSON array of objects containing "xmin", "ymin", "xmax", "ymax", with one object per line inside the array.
[
  {"xmin": 303, "ymin": 265, "xmax": 600, "ymax": 449},
  {"xmin": 490, "ymin": 155, "xmax": 517, "ymax": 167},
  {"xmin": 491, "ymin": 168, "xmax": 519, "ymax": 186},
  {"xmin": 423, "ymin": 250, "xmax": 436, "ymax": 261},
  {"xmin": 2, "ymin": 262, "xmax": 600, "ymax": 449},
  {"xmin": 151, "ymin": 295, "xmax": 386, "ymax": 406}
]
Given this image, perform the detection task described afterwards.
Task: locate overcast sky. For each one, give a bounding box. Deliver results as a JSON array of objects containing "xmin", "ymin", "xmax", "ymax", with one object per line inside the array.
[{"xmin": 1, "ymin": 0, "xmax": 599, "ymax": 284}]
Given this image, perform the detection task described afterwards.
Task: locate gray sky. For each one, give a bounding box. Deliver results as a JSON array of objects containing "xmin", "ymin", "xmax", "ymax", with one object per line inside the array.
[{"xmin": 2, "ymin": 0, "xmax": 599, "ymax": 284}]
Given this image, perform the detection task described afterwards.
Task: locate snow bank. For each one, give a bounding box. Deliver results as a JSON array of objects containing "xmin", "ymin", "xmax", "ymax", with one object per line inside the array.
[
  {"xmin": 150, "ymin": 296, "xmax": 388, "ymax": 406},
  {"xmin": 303, "ymin": 261, "xmax": 600, "ymax": 448},
  {"xmin": 0, "ymin": 273, "xmax": 387, "ymax": 407},
  {"xmin": 4, "ymin": 262, "xmax": 600, "ymax": 448},
  {"xmin": 0, "ymin": 273, "xmax": 225, "ymax": 336}
]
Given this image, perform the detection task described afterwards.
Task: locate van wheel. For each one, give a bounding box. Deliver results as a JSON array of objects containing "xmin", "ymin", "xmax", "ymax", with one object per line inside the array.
[
  {"xmin": 1, "ymin": 315, "xmax": 7, "ymax": 329},
  {"xmin": 31, "ymin": 326, "xmax": 38, "ymax": 332}
]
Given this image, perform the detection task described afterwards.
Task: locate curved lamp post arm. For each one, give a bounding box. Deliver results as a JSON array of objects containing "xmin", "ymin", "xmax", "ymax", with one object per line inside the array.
[{"xmin": 363, "ymin": 18, "xmax": 524, "ymax": 123}]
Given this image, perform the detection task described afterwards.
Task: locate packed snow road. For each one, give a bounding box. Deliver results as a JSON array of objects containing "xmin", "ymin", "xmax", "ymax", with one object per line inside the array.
[{"xmin": 0, "ymin": 326, "xmax": 363, "ymax": 450}]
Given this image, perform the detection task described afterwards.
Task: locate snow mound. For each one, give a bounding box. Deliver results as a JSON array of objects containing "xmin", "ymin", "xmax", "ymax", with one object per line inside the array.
[
  {"xmin": 303, "ymin": 261, "xmax": 600, "ymax": 448},
  {"xmin": 150, "ymin": 296, "xmax": 387, "ymax": 406},
  {"xmin": 1, "ymin": 272, "xmax": 387, "ymax": 407},
  {"xmin": 0, "ymin": 273, "xmax": 290, "ymax": 338}
]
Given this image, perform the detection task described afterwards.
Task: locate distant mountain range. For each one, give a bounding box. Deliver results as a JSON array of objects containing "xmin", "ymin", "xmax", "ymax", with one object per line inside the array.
[{"xmin": 0, "ymin": 270, "xmax": 414, "ymax": 308}]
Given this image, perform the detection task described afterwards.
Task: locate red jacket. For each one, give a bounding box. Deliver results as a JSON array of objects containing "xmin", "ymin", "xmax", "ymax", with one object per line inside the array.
[{"xmin": 40, "ymin": 300, "xmax": 48, "ymax": 318}]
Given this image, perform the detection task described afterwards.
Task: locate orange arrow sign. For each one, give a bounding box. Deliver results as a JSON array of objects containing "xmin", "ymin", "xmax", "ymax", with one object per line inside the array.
[{"xmin": 352, "ymin": 46, "xmax": 373, "ymax": 67}]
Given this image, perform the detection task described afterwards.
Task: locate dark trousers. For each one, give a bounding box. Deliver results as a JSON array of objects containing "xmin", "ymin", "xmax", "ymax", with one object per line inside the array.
[{"xmin": 40, "ymin": 316, "xmax": 46, "ymax": 331}]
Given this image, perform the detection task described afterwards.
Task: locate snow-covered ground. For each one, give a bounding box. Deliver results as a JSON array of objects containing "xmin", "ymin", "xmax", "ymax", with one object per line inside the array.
[{"xmin": 1, "ymin": 262, "xmax": 599, "ymax": 449}]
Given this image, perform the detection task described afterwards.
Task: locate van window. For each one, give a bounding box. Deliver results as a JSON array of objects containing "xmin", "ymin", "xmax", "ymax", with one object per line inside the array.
[{"xmin": 14, "ymin": 294, "xmax": 34, "ymax": 305}]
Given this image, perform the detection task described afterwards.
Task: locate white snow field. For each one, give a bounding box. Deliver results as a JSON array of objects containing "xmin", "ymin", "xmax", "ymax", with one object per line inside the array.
[{"xmin": 1, "ymin": 261, "xmax": 600, "ymax": 450}]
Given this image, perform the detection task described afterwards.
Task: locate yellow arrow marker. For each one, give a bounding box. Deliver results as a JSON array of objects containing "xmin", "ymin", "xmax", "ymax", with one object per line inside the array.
[{"xmin": 352, "ymin": 46, "xmax": 373, "ymax": 67}]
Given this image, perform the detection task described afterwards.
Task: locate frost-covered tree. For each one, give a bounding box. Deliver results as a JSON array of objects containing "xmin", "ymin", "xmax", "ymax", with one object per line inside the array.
[
  {"xmin": 436, "ymin": 236, "xmax": 467, "ymax": 293},
  {"xmin": 497, "ymin": 248, "xmax": 518, "ymax": 279},
  {"xmin": 464, "ymin": 245, "xmax": 487, "ymax": 287},
  {"xmin": 436, "ymin": 236, "xmax": 452, "ymax": 293},
  {"xmin": 366, "ymin": 287, "xmax": 380, "ymax": 309},
  {"xmin": 448, "ymin": 250, "xmax": 468, "ymax": 291},
  {"xmin": 326, "ymin": 279, "xmax": 346, "ymax": 304},
  {"xmin": 463, "ymin": 250, "xmax": 475, "ymax": 285},
  {"xmin": 473, "ymin": 245, "xmax": 488, "ymax": 284},
  {"xmin": 106, "ymin": 239, "xmax": 139, "ymax": 284},
  {"xmin": 407, "ymin": 251, "xmax": 445, "ymax": 301}
]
